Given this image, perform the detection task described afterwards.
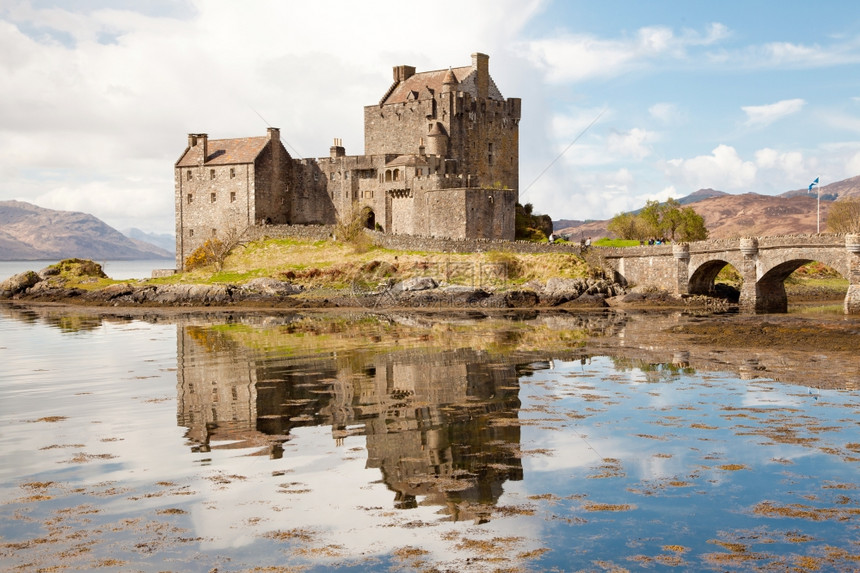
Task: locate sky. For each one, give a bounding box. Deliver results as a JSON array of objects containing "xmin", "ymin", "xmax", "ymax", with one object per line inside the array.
[{"xmin": 2, "ymin": 0, "xmax": 860, "ymax": 235}]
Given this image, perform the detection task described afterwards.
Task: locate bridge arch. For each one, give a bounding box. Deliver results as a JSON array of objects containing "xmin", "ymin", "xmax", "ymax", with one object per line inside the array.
[
  {"xmin": 688, "ymin": 259, "xmax": 739, "ymax": 296},
  {"xmin": 600, "ymin": 234, "xmax": 860, "ymax": 314}
]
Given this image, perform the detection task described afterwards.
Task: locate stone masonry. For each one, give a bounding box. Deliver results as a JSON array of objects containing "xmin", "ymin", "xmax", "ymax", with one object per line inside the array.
[
  {"xmin": 174, "ymin": 53, "xmax": 520, "ymax": 271},
  {"xmin": 601, "ymin": 234, "xmax": 860, "ymax": 314}
]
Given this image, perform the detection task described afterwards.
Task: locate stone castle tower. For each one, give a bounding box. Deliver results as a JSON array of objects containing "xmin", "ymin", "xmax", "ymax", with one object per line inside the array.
[{"xmin": 174, "ymin": 52, "xmax": 520, "ymax": 270}]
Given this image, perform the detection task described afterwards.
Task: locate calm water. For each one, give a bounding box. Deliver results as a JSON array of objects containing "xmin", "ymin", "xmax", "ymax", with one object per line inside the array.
[
  {"xmin": 0, "ymin": 259, "xmax": 172, "ymax": 281},
  {"xmin": 0, "ymin": 307, "xmax": 858, "ymax": 571}
]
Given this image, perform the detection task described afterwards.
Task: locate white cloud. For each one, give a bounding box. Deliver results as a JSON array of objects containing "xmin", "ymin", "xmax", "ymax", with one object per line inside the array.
[
  {"xmin": 847, "ymin": 151, "xmax": 860, "ymax": 175},
  {"xmin": 519, "ymin": 23, "xmax": 730, "ymax": 84},
  {"xmin": 0, "ymin": 0, "xmax": 544, "ymax": 233},
  {"xmin": 606, "ymin": 128, "xmax": 656, "ymax": 160},
  {"xmin": 709, "ymin": 36, "xmax": 860, "ymax": 70},
  {"xmin": 648, "ymin": 102, "xmax": 683, "ymax": 123},
  {"xmin": 742, "ymin": 98, "xmax": 805, "ymax": 127},
  {"xmin": 754, "ymin": 148, "xmax": 806, "ymax": 179},
  {"xmin": 664, "ymin": 144, "xmax": 757, "ymax": 190}
]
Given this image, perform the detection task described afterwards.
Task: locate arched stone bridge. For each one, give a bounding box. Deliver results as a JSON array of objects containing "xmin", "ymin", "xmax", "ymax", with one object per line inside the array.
[{"xmin": 600, "ymin": 234, "xmax": 860, "ymax": 314}]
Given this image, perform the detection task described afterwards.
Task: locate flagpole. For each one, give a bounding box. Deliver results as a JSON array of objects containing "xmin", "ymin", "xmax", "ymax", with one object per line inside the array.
[{"xmin": 817, "ymin": 177, "xmax": 820, "ymax": 234}]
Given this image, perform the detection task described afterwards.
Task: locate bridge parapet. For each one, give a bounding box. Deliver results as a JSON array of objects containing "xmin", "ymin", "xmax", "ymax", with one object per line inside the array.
[
  {"xmin": 599, "ymin": 233, "xmax": 860, "ymax": 314},
  {"xmin": 847, "ymin": 234, "xmax": 860, "ymax": 314}
]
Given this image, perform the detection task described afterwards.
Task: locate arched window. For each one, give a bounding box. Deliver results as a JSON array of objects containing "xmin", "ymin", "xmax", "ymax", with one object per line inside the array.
[
  {"xmin": 385, "ymin": 170, "xmax": 392, "ymax": 182},
  {"xmin": 393, "ymin": 169, "xmax": 400, "ymax": 181}
]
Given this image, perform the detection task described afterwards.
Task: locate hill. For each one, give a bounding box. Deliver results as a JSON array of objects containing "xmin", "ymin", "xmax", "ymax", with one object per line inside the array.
[
  {"xmin": 124, "ymin": 228, "xmax": 175, "ymax": 253},
  {"xmin": 556, "ymin": 174, "xmax": 860, "ymax": 240},
  {"xmin": 780, "ymin": 174, "xmax": 860, "ymax": 200},
  {"xmin": 0, "ymin": 201, "xmax": 173, "ymax": 261}
]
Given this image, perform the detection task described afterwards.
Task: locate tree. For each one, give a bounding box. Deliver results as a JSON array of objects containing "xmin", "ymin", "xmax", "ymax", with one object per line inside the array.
[
  {"xmin": 608, "ymin": 198, "xmax": 707, "ymax": 242},
  {"xmin": 638, "ymin": 199, "xmax": 664, "ymax": 238},
  {"xmin": 515, "ymin": 203, "xmax": 553, "ymax": 241},
  {"xmin": 184, "ymin": 227, "xmax": 245, "ymax": 271},
  {"xmin": 660, "ymin": 199, "xmax": 685, "ymax": 241},
  {"xmin": 608, "ymin": 212, "xmax": 648, "ymax": 241},
  {"xmin": 677, "ymin": 206, "xmax": 708, "ymax": 241},
  {"xmin": 826, "ymin": 198, "xmax": 860, "ymax": 233}
]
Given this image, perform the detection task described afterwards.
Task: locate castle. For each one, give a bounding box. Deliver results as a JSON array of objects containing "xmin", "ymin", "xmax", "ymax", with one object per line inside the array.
[{"xmin": 174, "ymin": 53, "xmax": 521, "ymax": 270}]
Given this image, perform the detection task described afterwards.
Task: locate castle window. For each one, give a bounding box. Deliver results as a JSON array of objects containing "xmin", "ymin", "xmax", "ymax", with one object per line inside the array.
[
  {"xmin": 189, "ymin": 229, "xmax": 194, "ymax": 237},
  {"xmin": 187, "ymin": 193, "xmax": 193, "ymax": 204},
  {"xmin": 230, "ymin": 191, "xmax": 236, "ymax": 202},
  {"xmin": 210, "ymin": 169, "xmax": 215, "ymax": 180},
  {"xmin": 344, "ymin": 171, "xmax": 349, "ymax": 179},
  {"xmin": 210, "ymin": 192, "xmax": 216, "ymax": 203},
  {"xmin": 230, "ymin": 168, "xmax": 235, "ymax": 178},
  {"xmin": 330, "ymin": 172, "xmax": 335, "ymax": 181},
  {"xmin": 211, "ymin": 228, "xmax": 217, "ymax": 236},
  {"xmin": 488, "ymin": 143, "xmax": 494, "ymax": 166},
  {"xmin": 313, "ymin": 172, "xmax": 319, "ymax": 182},
  {"xmin": 393, "ymin": 169, "xmax": 400, "ymax": 181},
  {"xmin": 186, "ymin": 170, "xmax": 192, "ymax": 181},
  {"xmin": 385, "ymin": 170, "xmax": 392, "ymax": 182}
]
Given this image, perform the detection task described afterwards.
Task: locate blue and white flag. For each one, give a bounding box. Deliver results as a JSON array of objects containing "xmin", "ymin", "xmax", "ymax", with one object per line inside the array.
[{"xmin": 808, "ymin": 177, "xmax": 819, "ymax": 192}]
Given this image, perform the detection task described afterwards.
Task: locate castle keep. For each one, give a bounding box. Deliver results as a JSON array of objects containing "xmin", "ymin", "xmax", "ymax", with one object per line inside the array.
[{"xmin": 174, "ymin": 53, "xmax": 521, "ymax": 270}]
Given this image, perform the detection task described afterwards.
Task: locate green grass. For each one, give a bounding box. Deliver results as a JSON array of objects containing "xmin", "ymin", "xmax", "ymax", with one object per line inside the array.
[{"xmin": 593, "ymin": 238, "xmax": 641, "ymax": 247}]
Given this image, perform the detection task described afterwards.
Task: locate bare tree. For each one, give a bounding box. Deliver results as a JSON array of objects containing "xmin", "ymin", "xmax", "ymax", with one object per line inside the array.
[
  {"xmin": 826, "ymin": 199, "xmax": 860, "ymax": 234},
  {"xmin": 185, "ymin": 227, "xmax": 247, "ymax": 271}
]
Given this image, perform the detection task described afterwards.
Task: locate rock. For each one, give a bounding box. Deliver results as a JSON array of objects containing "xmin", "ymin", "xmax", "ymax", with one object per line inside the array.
[
  {"xmin": 562, "ymin": 293, "xmax": 609, "ymax": 308},
  {"xmin": 398, "ymin": 276, "xmax": 438, "ymax": 292},
  {"xmin": 503, "ymin": 290, "xmax": 539, "ymax": 308},
  {"xmin": 84, "ymin": 283, "xmax": 135, "ymax": 302},
  {"xmin": 240, "ymin": 277, "xmax": 302, "ymax": 297},
  {"xmin": 0, "ymin": 271, "xmax": 41, "ymax": 298},
  {"xmin": 37, "ymin": 266, "xmax": 60, "ymax": 279},
  {"xmin": 545, "ymin": 277, "xmax": 588, "ymax": 296},
  {"xmin": 151, "ymin": 284, "xmax": 232, "ymax": 305}
]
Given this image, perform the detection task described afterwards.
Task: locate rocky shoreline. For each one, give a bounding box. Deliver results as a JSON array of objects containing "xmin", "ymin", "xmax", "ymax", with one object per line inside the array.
[{"xmin": 0, "ymin": 263, "xmax": 733, "ymax": 311}]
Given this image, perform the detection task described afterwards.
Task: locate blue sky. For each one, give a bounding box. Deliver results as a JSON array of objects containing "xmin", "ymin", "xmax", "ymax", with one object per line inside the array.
[{"xmin": 1, "ymin": 0, "xmax": 859, "ymax": 234}]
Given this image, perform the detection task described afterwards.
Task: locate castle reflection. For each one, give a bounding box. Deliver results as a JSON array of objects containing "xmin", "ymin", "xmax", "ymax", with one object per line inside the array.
[{"xmin": 175, "ymin": 319, "xmax": 531, "ymax": 520}]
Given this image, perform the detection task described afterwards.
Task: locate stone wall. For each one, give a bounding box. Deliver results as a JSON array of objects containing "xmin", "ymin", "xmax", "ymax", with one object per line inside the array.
[
  {"xmin": 175, "ymin": 160, "xmax": 257, "ymax": 270},
  {"xmin": 238, "ymin": 223, "xmax": 583, "ymax": 256},
  {"xmin": 290, "ymin": 159, "xmax": 337, "ymax": 225},
  {"xmin": 846, "ymin": 234, "xmax": 860, "ymax": 314},
  {"xmin": 448, "ymin": 95, "xmax": 520, "ymax": 194},
  {"xmin": 602, "ymin": 234, "xmax": 860, "ymax": 314}
]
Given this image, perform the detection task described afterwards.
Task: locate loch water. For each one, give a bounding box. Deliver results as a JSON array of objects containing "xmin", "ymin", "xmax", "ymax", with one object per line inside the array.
[
  {"xmin": 0, "ymin": 259, "xmax": 172, "ymax": 281},
  {"xmin": 1, "ymin": 306, "xmax": 858, "ymax": 572}
]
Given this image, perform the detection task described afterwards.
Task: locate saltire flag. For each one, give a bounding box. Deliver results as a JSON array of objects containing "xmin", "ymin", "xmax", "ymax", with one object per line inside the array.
[{"xmin": 808, "ymin": 177, "xmax": 819, "ymax": 192}]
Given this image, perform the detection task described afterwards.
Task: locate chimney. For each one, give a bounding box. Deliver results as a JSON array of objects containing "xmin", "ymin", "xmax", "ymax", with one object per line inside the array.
[
  {"xmin": 471, "ymin": 52, "xmax": 489, "ymax": 99},
  {"xmin": 268, "ymin": 127, "xmax": 282, "ymax": 162},
  {"xmin": 418, "ymin": 137, "xmax": 425, "ymax": 156},
  {"xmin": 268, "ymin": 128, "xmax": 282, "ymax": 208},
  {"xmin": 188, "ymin": 133, "xmax": 208, "ymax": 164},
  {"xmin": 393, "ymin": 65, "xmax": 416, "ymax": 83},
  {"xmin": 330, "ymin": 137, "xmax": 345, "ymax": 158}
]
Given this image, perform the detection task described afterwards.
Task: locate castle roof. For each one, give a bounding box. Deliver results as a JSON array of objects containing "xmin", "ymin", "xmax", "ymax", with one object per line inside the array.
[
  {"xmin": 386, "ymin": 154, "xmax": 430, "ymax": 167},
  {"xmin": 443, "ymin": 67, "xmax": 458, "ymax": 86},
  {"xmin": 381, "ymin": 66, "xmax": 504, "ymax": 105},
  {"xmin": 176, "ymin": 136, "xmax": 269, "ymax": 167}
]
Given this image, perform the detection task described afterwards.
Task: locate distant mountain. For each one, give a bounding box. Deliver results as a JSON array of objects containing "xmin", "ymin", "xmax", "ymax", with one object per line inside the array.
[
  {"xmin": 677, "ymin": 188, "xmax": 728, "ymax": 205},
  {"xmin": 554, "ymin": 175, "xmax": 860, "ymax": 240},
  {"xmin": 124, "ymin": 228, "xmax": 175, "ymax": 253},
  {"xmin": 780, "ymin": 174, "xmax": 860, "ymax": 200},
  {"xmin": 553, "ymin": 219, "xmax": 595, "ymax": 231},
  {"xmin": 0, "ymin": 201, "xmax": 173, "ymax": 261}
]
